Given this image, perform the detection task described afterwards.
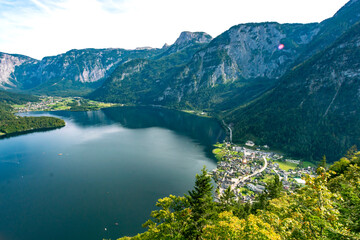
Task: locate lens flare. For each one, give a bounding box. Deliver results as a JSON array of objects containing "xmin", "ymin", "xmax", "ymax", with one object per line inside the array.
[{"xmin": 278, "ymin": 44, "xmax": 285, "ymax": 50}]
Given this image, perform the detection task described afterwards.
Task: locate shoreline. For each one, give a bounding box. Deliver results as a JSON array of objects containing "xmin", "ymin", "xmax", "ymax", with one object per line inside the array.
[{"xmin": 0, "ymin": 125, "xmax": 65, "ymax": 139}]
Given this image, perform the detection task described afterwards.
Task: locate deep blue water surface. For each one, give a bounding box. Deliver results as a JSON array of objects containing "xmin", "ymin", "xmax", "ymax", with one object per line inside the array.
[{"xmin": 0, "ymin": 107, "xmax": 225, "ymax": 240}]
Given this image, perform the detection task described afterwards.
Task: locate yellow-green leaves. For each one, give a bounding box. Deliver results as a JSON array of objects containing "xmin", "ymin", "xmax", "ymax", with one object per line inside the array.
[{"xmin": 203, "ymin": 212, "xmax": 281, "ymax": 240}]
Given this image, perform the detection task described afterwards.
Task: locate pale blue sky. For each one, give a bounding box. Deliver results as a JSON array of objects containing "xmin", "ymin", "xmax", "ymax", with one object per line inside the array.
[{"xmin": 0, "ymin": 0, "xmax": 350, "ymax": 59}]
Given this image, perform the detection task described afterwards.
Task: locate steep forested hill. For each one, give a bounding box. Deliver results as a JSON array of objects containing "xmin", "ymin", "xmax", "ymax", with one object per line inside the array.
[
  {"xmin": 0, "ymin": 89, "xmax": 39, "ymax": 104},
  {"xmin": 226, "ymin": 23, "xmax": 360, "ymax": 162}
]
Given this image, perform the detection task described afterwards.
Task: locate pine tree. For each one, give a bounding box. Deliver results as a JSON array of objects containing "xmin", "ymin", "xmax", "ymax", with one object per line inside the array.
[
  {"xmin": 220, "ymin": 186, "xmax": 236, "ymax": 211},
  {"xmin": 320, "ymin": 155, "xmax": 327, "ymax": 168},
  {"xmin": 185, "ymin": 166, "xmax": 214, "ymax": 239},
  {"xmin": 345, "ymin": 145, "xmax": 358, "ymax": 159},
  {"xmin": 266, "ymin": 174, "xmax": 283, "ymax": 200},
  {"xmin": 317, "ymin": 155, "xmax": 327, "ymax": 174}
]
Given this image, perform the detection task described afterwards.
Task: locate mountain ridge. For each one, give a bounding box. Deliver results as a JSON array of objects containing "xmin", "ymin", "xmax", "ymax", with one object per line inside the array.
[{"xmin": 0, "ymin": 31, "xmax": 215, "ymax": 96}]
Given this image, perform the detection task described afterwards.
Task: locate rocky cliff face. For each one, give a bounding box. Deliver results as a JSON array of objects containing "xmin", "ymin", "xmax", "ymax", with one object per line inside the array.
[
  {"xmin": 174, "ymin": 31, "xmax": 212, "ymax": 46},
  {"xmin": 0, "ymin": 31, "xmax": 211, "ymax": 96},
  {"xmin": 192, "ymin": 22, "xmax": 318, "ymax": 81},
  {"xmin": 15, "ymin": 48, "xmax": 128, "ymax": 90},
  {"xmin": 89, "ymin": 31, "xmax": 213, "ymax": 103},
  {"xmin": 154, "ymin": 31, "xmax": 212, "ymax": 58},
  {"xmin": 0, "ymin": 48, "xmax": 162, "ymax": 95},
  {"xmin": 154, "ymin": 22, "xmax": 319, "ymax": 108},
  {"xmin": 0, "ymin": 53, "xmax": 36, "ymax": 89}
]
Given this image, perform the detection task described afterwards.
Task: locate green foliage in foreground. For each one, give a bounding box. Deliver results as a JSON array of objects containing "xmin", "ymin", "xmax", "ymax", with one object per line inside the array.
[{"xmin": 117, "ymin": 151, "xmax": 360, "ymax": 240}]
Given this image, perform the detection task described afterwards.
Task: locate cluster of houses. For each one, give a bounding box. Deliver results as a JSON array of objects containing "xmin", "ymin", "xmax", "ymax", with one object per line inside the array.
[
  {"xmin": 15, "ymin": 97, "xmax": 59, "ymax": 112},
  {"xmin": 211, "ymin": 142, "xmax": 317, "ymax": 203},
  {"xmin": 14, "ymin": 97, "xmax": 80, "ymax": 112}
]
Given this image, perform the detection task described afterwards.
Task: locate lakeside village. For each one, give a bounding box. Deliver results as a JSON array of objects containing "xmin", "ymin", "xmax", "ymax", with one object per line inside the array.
[
  {"xmin": 209, "ymin": 141, "xmax": 317, "ymax": 203},
  {"xmin": 13, "ymin": 96, "xmax": 115, "ymax": 112}
]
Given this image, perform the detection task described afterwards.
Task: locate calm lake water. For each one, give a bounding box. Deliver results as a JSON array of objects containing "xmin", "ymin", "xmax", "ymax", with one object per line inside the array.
[{"xmin": 0, "ymin": 107, "xmax": 225, "ymax": 240}]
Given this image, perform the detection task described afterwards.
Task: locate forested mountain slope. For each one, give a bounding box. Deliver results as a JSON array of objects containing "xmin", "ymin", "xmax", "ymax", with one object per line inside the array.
[{"xmin": 226, "ymin": 23, "xmax": 360, "ymax": 162}]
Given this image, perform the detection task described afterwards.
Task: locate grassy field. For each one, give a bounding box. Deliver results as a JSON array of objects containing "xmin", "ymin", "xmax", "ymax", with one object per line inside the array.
[
  {"xmin": 302, "ymin": 161, "xmax": 316, "ymax": 168},
  {"xmin": 262, "ymin": 174, "xmax": 275, "ymax": 183},
  {"xmin": 274, "ymin": 161, "xmax": 298, "ymax": 171},
  {"xmin": 239, "ymin": 187, "xmax": 253, "ymax": 196},
  {"xmin": 13, "ymin": 97, "xmax": 116, "ymax": 112},
  {"xmin": 212, "ymin": 147, "xmax": 226, "ymax": 161},
  {"xmin": 181, "ymin": 110, "xmax": 211, "ymax": 118},
  {"xmin": 52, "ymin": 104, "xmax": 71, "ymax": 110},
  {"xmin": 214, "ymin": 143, "xmax": 225, "ymax": 148},
  {"xmin": 213, "ymin": 148, "xmax": 222, "ymax": 154},
  {"xmin": 212, "ymin": 143, "xmax": 244, "ymax": 161},
  {"xmin": 12, "ymin": 104, "xmax": 26, "ymax": 108},
  {"xmin": 87, "ymin": 100, "xmax": 113, "ymax": 108}
]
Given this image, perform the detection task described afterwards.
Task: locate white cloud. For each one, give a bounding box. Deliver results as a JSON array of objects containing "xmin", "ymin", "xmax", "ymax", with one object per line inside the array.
[
  {"xmin": 30, "ymin": 0, "xmax": 52, "ymax": 13},
  {"xmin": 0, "ymin": 0, "xmax": 349, "ymax": 59}
]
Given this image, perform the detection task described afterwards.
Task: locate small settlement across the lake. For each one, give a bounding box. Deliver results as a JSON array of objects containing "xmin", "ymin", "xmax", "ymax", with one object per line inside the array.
[
  {"xmin": 14, "ymin": 96, "xmax": 116, "ymax": 112},
  {"xmin": 210, "ymin": 142, "xmax": 317, "ymax": 203}
]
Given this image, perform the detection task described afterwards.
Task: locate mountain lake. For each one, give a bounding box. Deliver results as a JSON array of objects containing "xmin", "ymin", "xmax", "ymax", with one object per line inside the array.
[{"xmin": 0, "ymin": 106, "xmax": 225, "ymax": 240}]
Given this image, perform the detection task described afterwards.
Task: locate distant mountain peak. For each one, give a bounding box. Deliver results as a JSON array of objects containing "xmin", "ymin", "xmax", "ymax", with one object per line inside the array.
[
  {"xmin": 173, "ymin": 31, "xmax": 212, "ymax": 46},
  {"xmin": 162, "ymin": 43, "xmax": 170, "ymax": 49}
]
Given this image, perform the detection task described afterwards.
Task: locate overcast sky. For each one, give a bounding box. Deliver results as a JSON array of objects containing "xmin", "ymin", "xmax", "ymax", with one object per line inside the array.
[{"xmin": 0, "ymin": 0, "xmax": 349, "ymax": 59}]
